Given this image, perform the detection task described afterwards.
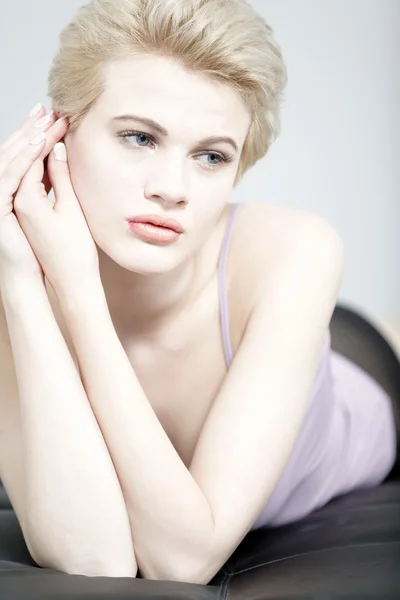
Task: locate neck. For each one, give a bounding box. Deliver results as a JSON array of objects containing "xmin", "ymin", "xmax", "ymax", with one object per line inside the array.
[{"xmin": 98, "ymin": 248, "xmax": 203, "ymax": 340}]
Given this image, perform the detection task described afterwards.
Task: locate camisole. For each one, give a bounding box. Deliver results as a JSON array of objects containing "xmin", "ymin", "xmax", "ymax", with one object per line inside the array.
[{"xmin": 217, "ymin": 203, "xmax": 397, "ymax": 529}]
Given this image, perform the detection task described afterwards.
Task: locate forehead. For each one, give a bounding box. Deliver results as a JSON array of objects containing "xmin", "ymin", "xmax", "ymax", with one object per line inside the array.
[{"xmin": 99, "ymin": 54, "xmax": 251, "ymax": 135}]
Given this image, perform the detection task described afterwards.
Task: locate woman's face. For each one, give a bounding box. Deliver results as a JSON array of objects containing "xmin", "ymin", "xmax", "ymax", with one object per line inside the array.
[{"xmin": 64, "ymin": 54, "xmax": 252, "ymax": 274}]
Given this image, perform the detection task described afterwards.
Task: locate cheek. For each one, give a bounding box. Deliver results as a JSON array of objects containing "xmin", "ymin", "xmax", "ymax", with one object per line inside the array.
[{"xmin": 68, "ymin": 152, "xmax": 112, "ymax": 207}]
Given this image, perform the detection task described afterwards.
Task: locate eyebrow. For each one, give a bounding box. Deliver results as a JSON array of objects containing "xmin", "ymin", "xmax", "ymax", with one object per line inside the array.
[{"xmin": 112, "ymin": 114, "xmax": 239, "ymax": 153}]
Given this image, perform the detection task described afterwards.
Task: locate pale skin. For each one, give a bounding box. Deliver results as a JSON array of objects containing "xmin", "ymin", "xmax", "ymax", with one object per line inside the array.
[{"xmin": 0, "ymin": 54, "xmax": 344, "ymax": 584}]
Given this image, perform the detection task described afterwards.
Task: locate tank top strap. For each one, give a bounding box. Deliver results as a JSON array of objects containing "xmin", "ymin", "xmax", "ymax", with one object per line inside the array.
[{"xmin": 218, "ymin": 203, "xmax": 242, "ymax": 369}]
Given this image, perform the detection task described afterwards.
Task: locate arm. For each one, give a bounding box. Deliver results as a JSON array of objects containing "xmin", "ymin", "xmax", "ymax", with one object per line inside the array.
[
  {"xmin": 0, "ymin": 269, "xmax": 137, "ymax": 577},
  {"xmin": 55, "ymin": 216, "xmax": 344, "ymax": 584},
  {"xmin": 57, "ymin": 278, "xmax": 216, "ymax": 582}
]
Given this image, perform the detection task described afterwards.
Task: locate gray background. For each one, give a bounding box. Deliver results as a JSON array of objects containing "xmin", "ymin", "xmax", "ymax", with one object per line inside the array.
[{"xmin": 1, "ymin": 0, "xmax": 399, "ymax": 324}]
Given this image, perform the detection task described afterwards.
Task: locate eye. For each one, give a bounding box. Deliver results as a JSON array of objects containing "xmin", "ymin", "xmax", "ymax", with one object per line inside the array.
[
  {"xmin": 117, "ymin": 130, "xmax": 235, "ymax": 169},
  {"xmin": 123, "ymin": 132, "xmax": 152, "ymax": 148}
]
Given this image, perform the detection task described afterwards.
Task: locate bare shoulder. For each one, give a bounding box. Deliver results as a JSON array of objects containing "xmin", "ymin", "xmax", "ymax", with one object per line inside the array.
[
  {"xmin": 226, "ymin": 203, "xmax": 344, "ymax": 351},
  {"xmin": 230, "ymin": 203, "xmax": 344, "ymax": 287},
  {"xmin": 233, "ymin": 203, "xmax": 343, "ymax": 263}
]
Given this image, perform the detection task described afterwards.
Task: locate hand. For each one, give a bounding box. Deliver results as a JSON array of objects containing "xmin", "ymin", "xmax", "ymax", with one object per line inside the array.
[
  {"xmin": 0, "ymin": 105, "xmax": 67, "ymax": 281},
  {"xmin": 13, "ymin": 114, "xmax": 100, "ymax": 295}
]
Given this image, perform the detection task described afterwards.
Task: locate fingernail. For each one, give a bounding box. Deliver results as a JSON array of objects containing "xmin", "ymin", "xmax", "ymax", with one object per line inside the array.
[
  {"xmin": 54, "ymin": 142, "xmax": 67, "ymax": 162},
  {"xmin": 29, "ymin": 103, "xmax": 42, "ymax": 117}
]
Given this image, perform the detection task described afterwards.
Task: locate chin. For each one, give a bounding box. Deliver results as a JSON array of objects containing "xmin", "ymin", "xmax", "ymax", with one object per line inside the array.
[{"xmin": 107, "ymin": 245, "xmax": 187, "ymax": 276}]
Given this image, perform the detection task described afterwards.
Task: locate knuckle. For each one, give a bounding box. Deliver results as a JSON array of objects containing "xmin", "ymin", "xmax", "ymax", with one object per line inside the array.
[{"xmin": 0, "ymin": 167, "xmax": 15, "ymax": 191}]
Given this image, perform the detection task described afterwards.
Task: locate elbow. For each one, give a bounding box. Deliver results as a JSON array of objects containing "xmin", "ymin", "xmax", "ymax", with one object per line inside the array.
[
  {"xmin": 24, "ymin": 516, "xmax": 138, "ymax": 578},
  {"xmin": 59, "ymin": 559, "xmax": 138, "ymax": 579},
  {"xmin": 138, "ymin": 551, "xmax": 217, "ymax": 585},
  {"xmin": 133, "ymin": 518, "xmax": 219, "ymax": 583},
  {"xmin": 176, "ymin": 559, "xmax": 221, "ymax": 585},
  {"xmin": 162, "ymin": 562, "xmax": 216, "ymax": 585},
  {"xmin": 33, "ymin": 551, "xmax": 138, "ymax": 578},
  {"xmin": 26, "ymin": 536, "xmax": 138, "ymax": 578}
]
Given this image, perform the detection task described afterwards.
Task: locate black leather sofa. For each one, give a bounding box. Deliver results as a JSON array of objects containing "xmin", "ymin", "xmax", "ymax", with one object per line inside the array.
[{"xmin": 1, "ymin": 304, "xmax": 399, "ymax": 599}]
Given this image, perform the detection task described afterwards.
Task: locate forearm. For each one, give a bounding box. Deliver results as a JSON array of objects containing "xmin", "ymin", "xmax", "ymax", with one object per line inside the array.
[
  {"xmin": 57, "ymin": 278, "xmax": 215, "ymax": 581},
  {"xmin": 0, "ymin": 270, "xmax": 137, "ymax": 577}
]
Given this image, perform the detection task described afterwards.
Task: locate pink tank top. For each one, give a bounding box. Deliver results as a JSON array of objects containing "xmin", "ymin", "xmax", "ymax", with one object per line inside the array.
[{"xmin": 217, "ymin": 203, "xmax": 397, "ymax": 529}]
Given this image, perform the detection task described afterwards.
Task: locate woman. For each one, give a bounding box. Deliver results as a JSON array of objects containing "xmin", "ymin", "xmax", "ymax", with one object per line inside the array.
[{"xmin": 0, "ymin": 0, "xmax": 398, "ymax": 586}]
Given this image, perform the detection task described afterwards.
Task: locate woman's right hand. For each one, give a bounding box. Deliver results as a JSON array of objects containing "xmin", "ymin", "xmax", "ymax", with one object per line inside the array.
[{"xmin": 0, "ymin": 104, "xmax": 68, "ymax": 281}]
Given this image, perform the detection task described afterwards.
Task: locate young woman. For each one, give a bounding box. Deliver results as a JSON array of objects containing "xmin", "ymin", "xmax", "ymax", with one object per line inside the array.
[{"xmin": 0, "ymin": 0, "xmax": 398, "ymax": 586}]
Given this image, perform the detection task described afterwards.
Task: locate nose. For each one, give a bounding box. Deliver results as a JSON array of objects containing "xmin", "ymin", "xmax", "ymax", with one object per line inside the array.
[
  {"xmin": 144, "ymin": 160, "xmax": 188, "ymax": 209},
  {"xmin": 144, "ymin": 190, "xmax": 188, "ymax": 210}
]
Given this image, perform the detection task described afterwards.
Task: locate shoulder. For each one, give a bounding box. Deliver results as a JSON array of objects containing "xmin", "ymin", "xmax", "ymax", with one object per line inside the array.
[
  {"xmin": 234, "ymin": 202, "xmax": 343, "ymax": 257},
  {"xmin": 230, "ymin": 203, "xmax": 344, "ymax": 289},
  {"xmin": 226, "ymin": 203, "xmax": 344, "ymax": 351}
]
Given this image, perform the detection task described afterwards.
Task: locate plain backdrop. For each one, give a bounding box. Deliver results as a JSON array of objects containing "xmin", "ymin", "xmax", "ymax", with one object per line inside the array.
[{"xmin": 0, "ymin": 0, "xmax": 399, "ymax": 324}]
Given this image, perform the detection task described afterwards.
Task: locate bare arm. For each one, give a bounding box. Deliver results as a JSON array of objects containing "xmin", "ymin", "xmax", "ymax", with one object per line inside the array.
[
  {"xmin": 55, "ymin": 213, "xmax": 344, "ymax": 584},
  {"xmin": 0, "ymin": 269, "xmax": 137, "ymax": 577}
]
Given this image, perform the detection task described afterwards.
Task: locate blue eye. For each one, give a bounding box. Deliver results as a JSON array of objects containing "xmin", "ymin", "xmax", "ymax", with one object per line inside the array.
[
  {"xmin": 117, "ymin": 130, "xmax": 235, "ymax": 169},
  {"xmin": 130, "ymin": 133, "xmax": 151, "ymax": 147}
]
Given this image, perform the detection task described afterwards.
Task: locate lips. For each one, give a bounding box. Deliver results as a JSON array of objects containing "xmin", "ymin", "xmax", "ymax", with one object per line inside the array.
[{"xmin": 127, "ymin": 214, "xmax": 184, "ymax": 234}]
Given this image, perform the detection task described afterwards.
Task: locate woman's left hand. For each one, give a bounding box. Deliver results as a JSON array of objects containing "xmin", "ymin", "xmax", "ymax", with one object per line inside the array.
[{"xmin": 14, "ymin": 120, "xmax": 100, "ymax": 294}]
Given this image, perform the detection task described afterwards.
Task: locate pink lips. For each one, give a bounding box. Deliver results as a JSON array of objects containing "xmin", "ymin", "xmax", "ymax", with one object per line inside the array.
[
  {"xmin": 127, "ymin": 214, "xmax": 184, "ymax": 234},
  {"xmin": 127, "ymin": 214, "xmax": 184, "ymax": 245}
]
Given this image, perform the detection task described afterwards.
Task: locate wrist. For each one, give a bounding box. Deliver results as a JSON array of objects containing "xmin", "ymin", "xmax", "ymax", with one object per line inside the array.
[
  {"xmin": 0, "ymin": 271, "xmax": 48, "ymax": 316},
  {"xmin": 0, "ymin": 267, "xmax": 45, "ymax": 296},
  {"xmin": 56, "ymin": 276, "xmax": 108, "ymax": 318}
]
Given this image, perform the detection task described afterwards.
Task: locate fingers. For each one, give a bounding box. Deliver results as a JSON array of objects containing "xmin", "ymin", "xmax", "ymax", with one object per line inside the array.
[
  {"xmin": 34, "ymin": 115, "xmax": 69, "ymax": 165},
  {"xmin": 15, "ymin": 117, "xmax": 69, "ymax": 200},
  {"xmin": 0, "ymin": 107, "xmax": 69, "ymax": 219},
  {"xmin": 0, "ymin": 111, "xmax": 58, "ymax": 176},
  {"xmin": 0, "ymin": 132, "xmax": 47, "ymax": 218},
  {"xmin": 0, "ymin": 104, "xmax": 47, "ymax": 153}
]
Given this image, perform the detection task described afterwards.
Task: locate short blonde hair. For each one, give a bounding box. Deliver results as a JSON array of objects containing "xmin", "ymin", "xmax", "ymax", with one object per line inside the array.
[{"xmin": 48, "ymin": 0, "xmax": 287, "ymax": 187}]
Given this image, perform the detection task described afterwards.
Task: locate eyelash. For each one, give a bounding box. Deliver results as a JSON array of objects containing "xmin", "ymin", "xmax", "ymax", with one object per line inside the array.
[{"xmin": 117, "ymin": 130, "xmax": 236, "ymax": 170}]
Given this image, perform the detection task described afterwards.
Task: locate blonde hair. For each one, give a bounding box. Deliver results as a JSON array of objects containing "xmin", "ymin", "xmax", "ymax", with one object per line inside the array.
[{"xmin": 48, "ymin": 0, "xmax": 287, "ymax": 187}]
